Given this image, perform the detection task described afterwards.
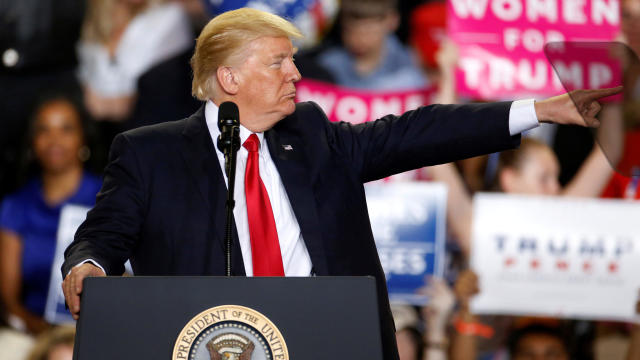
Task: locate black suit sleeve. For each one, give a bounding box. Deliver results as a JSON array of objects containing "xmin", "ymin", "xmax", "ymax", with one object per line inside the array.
[
  {"xmin": 62, "ymin": 133, "xmax": 147, "ymax": 276},
  {"xmin": 323, "ymin": 102, "xmax": 520, "ymax": 182}
]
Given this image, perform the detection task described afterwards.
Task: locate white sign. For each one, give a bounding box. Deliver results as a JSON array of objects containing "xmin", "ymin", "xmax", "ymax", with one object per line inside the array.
[
  {"xmin": 44, "ymin": 204, "xmax": 91, "ymax": 324},
  {"xmin": 471, "ymin": 193, "xmax": 640, "ymax": 323}
]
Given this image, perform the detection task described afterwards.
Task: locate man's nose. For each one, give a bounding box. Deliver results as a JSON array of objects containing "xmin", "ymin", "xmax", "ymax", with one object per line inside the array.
[{"xmin": 285, "ymin": 59, "xmax": 301, "ymax": 82}]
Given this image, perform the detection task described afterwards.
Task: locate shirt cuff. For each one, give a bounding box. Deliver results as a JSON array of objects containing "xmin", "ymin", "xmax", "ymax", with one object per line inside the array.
[
  {"xmin": 508, "ymin": 99, "xmax": 539, "ymax": 135},
  {"xmin": 67, "ymin": 259, "xmax": 107, "ymax": 277}
]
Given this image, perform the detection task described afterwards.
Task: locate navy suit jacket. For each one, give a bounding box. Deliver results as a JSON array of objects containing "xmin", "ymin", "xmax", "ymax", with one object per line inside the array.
[{"xmin": 63, "ymin": 101, "xmax": 520, "ymax": 360}]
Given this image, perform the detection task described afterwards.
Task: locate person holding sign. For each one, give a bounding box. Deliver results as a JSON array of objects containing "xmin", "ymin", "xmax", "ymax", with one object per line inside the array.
[
  {"xmin": 430, "ymin": 105, "xmax": 624, "ymax": 256},
  {"xmin": 61, "ymin": 7, "xmax": 621, "ymax": 360},
  {"xmin": 449, "ymin": 270, "xmax": 640, "ymax": 360},
  {"xmin": 0, "ymin": 93, "xmax": 101, "ymax": 334}
]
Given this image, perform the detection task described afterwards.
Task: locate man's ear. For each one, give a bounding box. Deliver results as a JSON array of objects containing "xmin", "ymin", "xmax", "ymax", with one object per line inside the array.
[{"xmin": 216, "ymin": 66, "xmax": 239, "ymax": 95}]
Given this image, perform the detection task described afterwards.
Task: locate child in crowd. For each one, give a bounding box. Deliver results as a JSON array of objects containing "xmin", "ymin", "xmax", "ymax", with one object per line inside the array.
[{"xmin": 316, "ymin": 0, "xmax": 428, "ymax": 91}]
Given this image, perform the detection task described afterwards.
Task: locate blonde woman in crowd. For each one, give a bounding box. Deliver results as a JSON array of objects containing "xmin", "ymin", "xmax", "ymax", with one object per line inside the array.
[{"xmin": 78, "ymin": 0, "xmax": 193, "ymax": 121}]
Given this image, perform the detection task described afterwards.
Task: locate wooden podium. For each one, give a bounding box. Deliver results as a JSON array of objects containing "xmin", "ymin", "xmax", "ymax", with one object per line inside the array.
[{"xmin": 73, "ymin": 276, "xmax": 383, "ymax": 359}]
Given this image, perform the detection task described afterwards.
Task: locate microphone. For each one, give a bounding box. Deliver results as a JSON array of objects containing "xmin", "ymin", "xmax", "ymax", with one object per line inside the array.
[
  {"xmin": 216, "ymin": 101, "xmax": 240, "ymax": 277},
  {"xmin": 217, "ymin": 101, "xmax": 240, "ymax": 176}
]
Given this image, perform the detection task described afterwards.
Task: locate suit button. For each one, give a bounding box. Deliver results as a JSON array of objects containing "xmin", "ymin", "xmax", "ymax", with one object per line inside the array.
[{"xmin": 3, "ymin": 48, "xmax": 19, "ymax": 67}]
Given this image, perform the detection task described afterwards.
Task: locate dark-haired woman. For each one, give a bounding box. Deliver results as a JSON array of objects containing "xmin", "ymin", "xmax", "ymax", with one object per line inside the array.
[{"xmin": 0, "ymin": 96, "xmax": 101, "ymax": 334}]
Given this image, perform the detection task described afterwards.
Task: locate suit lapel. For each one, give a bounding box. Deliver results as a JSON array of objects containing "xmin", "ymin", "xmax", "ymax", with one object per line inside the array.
[
  {"xmin": 265, "ymin": 126, "xmax": 329, "ymax": 276},
  {"xmin": 180, "ymin": 107, "xmax": 246, "ymax": 275}
]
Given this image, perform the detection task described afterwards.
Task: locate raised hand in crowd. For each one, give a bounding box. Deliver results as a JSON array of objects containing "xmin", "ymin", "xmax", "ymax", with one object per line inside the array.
[
  {"xmin": 450, "ymin": 270, "xmax": 483, "ymax": 360},
  {"xmin": 432, "ymin": 38, "xmax": 459, "ymax": 105},
  {"xmin": 419, "ymin": 277, "xmax": 456, "ymax": 359}
]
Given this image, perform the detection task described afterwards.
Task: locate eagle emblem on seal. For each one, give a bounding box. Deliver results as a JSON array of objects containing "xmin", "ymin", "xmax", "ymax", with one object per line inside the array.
[{"xmin": 206, "ymin": 333, "xmax": 255, "ymax": 360}]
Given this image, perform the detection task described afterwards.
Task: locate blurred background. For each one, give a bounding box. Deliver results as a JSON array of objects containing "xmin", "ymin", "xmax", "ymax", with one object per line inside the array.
[{"xmin": 1, "ymin": 0, "xmax": 639, "ymax": 359}]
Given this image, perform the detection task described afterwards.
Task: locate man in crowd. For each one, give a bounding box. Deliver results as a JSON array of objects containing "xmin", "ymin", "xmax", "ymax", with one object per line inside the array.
[{"xmin": 61, "ymin": 8, "xmax": 620, "ymax": 359}]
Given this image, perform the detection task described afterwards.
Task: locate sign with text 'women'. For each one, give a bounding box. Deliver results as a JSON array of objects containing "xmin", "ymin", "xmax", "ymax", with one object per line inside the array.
[
  {"xmin": 448, "ymin": 0, "xmax": 621, "ymax": 99},
  {"xmin": 471, "ymin": 193, "xmax": 640, "ymax": 322},
  {"xmin": 295, "ymin": 79, "xmax": 436, "ymax": 124}
]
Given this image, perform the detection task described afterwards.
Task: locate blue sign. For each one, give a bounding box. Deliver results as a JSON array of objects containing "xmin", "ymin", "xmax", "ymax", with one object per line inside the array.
[{"xmin": 365, "ymin": 182, "xmax": 447, "ymax": 305}]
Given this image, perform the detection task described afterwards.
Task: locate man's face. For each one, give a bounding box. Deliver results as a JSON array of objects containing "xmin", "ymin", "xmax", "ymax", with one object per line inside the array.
[{"xmin": 233, "ymin": 36, "xmax": 301, "ymax": 133}]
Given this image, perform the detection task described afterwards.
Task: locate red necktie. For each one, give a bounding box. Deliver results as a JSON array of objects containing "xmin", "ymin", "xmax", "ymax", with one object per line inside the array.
[{"xmin": 243, "ymin": 134, "xmax": 285, "ymax": 276}]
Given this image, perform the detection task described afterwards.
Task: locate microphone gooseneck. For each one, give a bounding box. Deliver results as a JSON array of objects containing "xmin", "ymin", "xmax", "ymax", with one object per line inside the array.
[{"xmin": 217, "ymin": 101, "xmax": 240, "ymax": 277}]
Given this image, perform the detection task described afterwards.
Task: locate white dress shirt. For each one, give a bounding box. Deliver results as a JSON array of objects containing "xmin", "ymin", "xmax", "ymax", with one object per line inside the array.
[
  {"xmin": 77, "ymin": 99, "xmax": 539, "ymax": 275},
  {"xmin": 205, "ymin": 101, "xmax": 313, "ymax": 277}
]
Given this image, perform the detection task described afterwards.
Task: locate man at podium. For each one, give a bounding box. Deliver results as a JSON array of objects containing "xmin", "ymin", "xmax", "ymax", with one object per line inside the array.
[{"xmin": 61, "ymin": 7, "xmax": 619, "ymax": 360}]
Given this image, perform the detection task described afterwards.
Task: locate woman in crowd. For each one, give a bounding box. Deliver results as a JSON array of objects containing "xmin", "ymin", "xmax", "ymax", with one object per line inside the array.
[
  {"xmin": 0, "ymin": 94, "xmax": 102, "ymax": 334},
  {"xmin": 78, "ymin": 0, "xmax": 195, "ymax": 124}
]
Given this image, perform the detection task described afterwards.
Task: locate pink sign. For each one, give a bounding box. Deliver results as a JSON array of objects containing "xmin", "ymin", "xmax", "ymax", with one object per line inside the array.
[
  {"xmin": 295, "ymin": 79, "xmax": 437, "ymax": 124},
  {"xmin": 448, "ymin": 0, "xmax": 621, "ymax": 99}
]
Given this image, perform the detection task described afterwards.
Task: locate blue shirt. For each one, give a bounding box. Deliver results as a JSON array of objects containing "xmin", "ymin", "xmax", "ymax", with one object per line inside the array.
[
  {"xmin": 0, "ymin": 172, "xmax": 102, "ymax": 317},
  {"xmin": 317, "ymin": 35, "xmax": 429, "ymax": 91}
]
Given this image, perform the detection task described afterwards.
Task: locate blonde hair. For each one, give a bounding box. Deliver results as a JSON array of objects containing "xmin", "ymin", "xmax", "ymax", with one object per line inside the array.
[
  {"xmin": 82, "ymin": 0, "xmax": 164, "ymax": 43},
  {"xmin": 27, "ymin": 326, "xmax": 76, "ymax": 360},
  {"xmin": 190, "ymin": 8, "xmax": 303, "ymax": 101}
]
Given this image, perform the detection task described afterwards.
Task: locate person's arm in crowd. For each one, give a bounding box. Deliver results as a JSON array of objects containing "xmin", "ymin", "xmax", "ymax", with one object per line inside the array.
[
  {"xmin": 0, "ymin": 230, "xmax": 49, "ymax": 334},
  {"xmin": 428, "ymin": 164, "xmax": 473, "ymax": 256},
  {"xmin": 562, "ymin": 103, "xmax": 624, "ymax": 197},
  {"xmin": 626, "ymin": 300, "xmax": 640, "ymax": 360},
  {"xmin": 421, "ymin": 277, "xmax": 455, "ymax": 360},
  {"xmin": 628, "ymin": 323, "xmax": 640, "ymax": 360},
  {"xmin": 450, "ymin": 270, "xmax": 481, "ymax": 360},
  {"xmin": 432, "ymin": 39, "xmax": 458, "ymax": 105},
  {"xmin": 83, "ymin": 86, "xmax": 137, "ymax": 121}
]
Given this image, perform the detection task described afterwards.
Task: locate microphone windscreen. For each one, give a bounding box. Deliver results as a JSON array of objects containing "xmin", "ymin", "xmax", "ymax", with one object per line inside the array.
[{"xmin": 218, "ymin": 101, "xmax": 239, "ymax": 130}]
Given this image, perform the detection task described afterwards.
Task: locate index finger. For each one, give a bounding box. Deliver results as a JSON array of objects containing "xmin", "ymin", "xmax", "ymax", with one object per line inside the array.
[{"xmin": 585, "ymin": 86, "xmax": 623, "ymax": 100}]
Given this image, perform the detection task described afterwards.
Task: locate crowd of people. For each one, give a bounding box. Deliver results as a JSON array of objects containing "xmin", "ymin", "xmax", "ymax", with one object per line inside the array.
[{"xmin": 0, "ymin": 0, "xmax": 639, "ymax": 359}]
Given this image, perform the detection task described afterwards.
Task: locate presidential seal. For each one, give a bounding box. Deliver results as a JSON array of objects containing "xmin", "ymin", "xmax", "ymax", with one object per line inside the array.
[{"xmin": 172, "ymin": 305, "xmax": 289, "ymax": 360}]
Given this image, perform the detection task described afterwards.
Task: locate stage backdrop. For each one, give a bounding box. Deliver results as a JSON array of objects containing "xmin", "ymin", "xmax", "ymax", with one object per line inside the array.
[
  {"xmin": 448, "ymin": 0, "xmax": 621, "ymax": 99},
  {"xmin": 366, "ymin": 182, "xmax": 448, "ymax": 305},
  {"xmin": 471, "ymin": 193, "xmax": 640, "ymax": 323}
]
